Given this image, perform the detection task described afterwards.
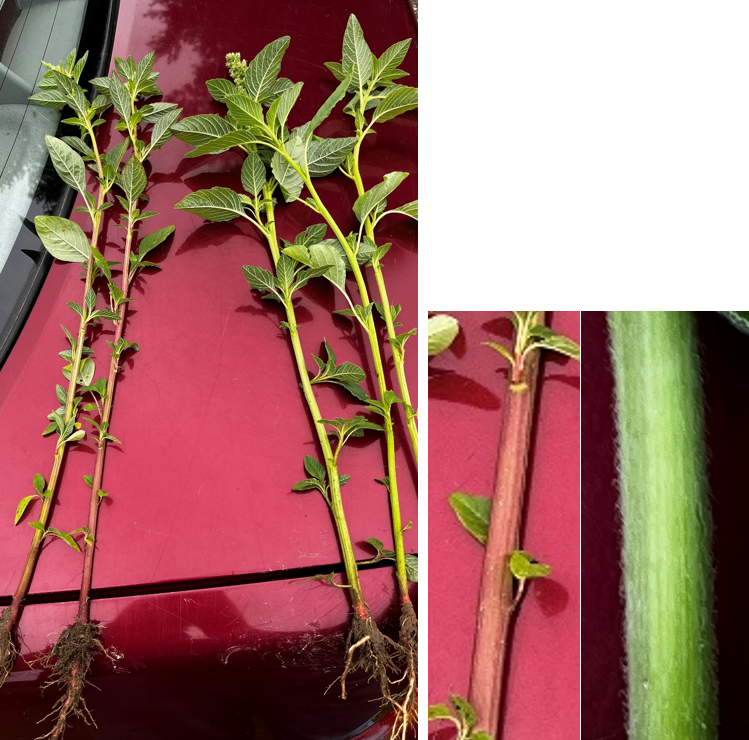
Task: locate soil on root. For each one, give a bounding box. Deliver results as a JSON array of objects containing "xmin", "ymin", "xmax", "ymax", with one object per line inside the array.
[
  {"xmin": 0, "ymin": 606, "xmax": 19, "ymax": 686},
  {"xmin": 37, "ymin": 620, "xmax": 105, "ymax": 739},
  {"xmin": 338, "ymin": 615, "xmax": 402, "ymax": 703}
]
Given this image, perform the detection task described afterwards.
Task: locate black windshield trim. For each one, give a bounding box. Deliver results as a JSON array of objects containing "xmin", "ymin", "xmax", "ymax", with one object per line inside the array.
[{"xmin": 0, "ymin": 0, "xmax": 120, "ymax": 370}]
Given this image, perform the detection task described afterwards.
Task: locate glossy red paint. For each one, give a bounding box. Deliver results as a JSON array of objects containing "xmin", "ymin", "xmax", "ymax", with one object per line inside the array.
[
  {"xmin": 428, "ymin": 312, "xmax": 579, "ymax": 740},
  {"xmin": 0, "ymin": 0, "xmax": 417, "ymax": 736}
]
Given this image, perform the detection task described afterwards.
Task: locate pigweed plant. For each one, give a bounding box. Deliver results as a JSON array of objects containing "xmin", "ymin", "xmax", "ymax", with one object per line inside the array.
[
  {"xmin": 172, "ymin": 16, "xmax": 417, "ymax": 733},
  {"xmin": 428, "ymin": 312, "xmax": 579, "ymax": 739},
  {"xmin": 608, "ymin": 312, "xmax": 716, "ymax": 740},
  {"xmin": 0, "ymin": 49, "xmax": 178, "ymax": 738}
]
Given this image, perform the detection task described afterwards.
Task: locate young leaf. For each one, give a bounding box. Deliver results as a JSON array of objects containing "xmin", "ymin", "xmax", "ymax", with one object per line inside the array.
[
  {"xmin": 35, "ymin": 216, "xmax": 91, "ymax": 263},
  {"xmin": 241, "ymin": 151, "xmax": 267, "ymax": 197},
  {"xmin": 120, "ymin": 156, "xmax": 147, "ymax": 204},
  {"xmin": 148, "ymin": 107, "xmax": 182, "ymax": 152},
  {"xmin": 342, "ymin": 15, "xmax": 372, "ymax": 91},
  {"xmin": 483, "ymin": 340, "xmax": 515, "ymax": 367},
  {"xmin": 175, "ymin": 187, "xmax": 247, "ymax": 222},
  {"xmin": 33, "ymin": 474, "xmax": 46, "ymax": 494},
  {"xmin": 225, "ymin": 93, "xmax": 267, "ymax": 130},
  {"xmin": 428, "ymin": 314, "xmax": 459, "ymax": 356},
  {"xmin": 303, "ymin": 68, "xmax": 354, "ymax": 139},
  {"xmin": 526, "ymin": 325, "xmax": 581, "ymax": 361},
  {"xmin": 183, "ymin": 129, "xmax": 258, "ymax": 158},
  {"xmin": 448, "ymin": 492, "xmax": 491, "ymax": 545},
  {"xmin": 206, "ymin": 78, "xmax": 236, "ymax": 102},
  {"xmin": 292, "ymin": 478, "xmax": 325, "ymax": 493},
  {"xmin": 267, "ymin": 81, "xmax": 303, "ymax": 133},
  {"xmin": 245, "ymin": 36, "xmax": 291, "ymax": 103},
  {"xmin": 450, "ymin": 695, "xmax": 478, "ymax": 733},
  {"xmin": 83, "ymin": 475, "xmax": 94, "ymax": 488},
  {"xmin": 427, "ymin": 704, "xmax": 454, "ymax": 721},
  {"xmin": 353, "ymin": 171, "xmax": 408, "ymax": 223},
  {"xmin": 109, "ymin": 73, "xmax": 132, "ymax": 119},
  {"xmin": 48, "ymin": 528, "xmax": 81, "ymax": 552},
  {"xmin": 372, "ymin": 39, "xmax": 411, "ymax": 85},
  {"xmin": 15, "ymin": 496, "xmax": 37, "ymax": 525},
  {"xmin": 45, "ymin": 136, "xmax": 87, "ymax": 194},
  {"xmin": 509, "ymin": 550, "xmax": 552, "ymax": 580},
  {"xmin": 271, "ymin": 138, "xmax": 305, "ymax": 199},
  {"xmin": 303, "ymin": 455, "xmax": 327, "ymax": 481}
]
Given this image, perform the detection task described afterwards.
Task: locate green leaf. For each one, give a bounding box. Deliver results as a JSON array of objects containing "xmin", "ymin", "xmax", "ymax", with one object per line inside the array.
[
  {"xmin": 138, "ymin": 225, "xmax": 175, "ymax": 256},
  {"xmin": 267, "ymin": 81, "xmax": 303, "ymax": 133},
  {"xmin": 241, "ymin": 151, "xmax": 267, "ymax": 197},
  {"xmin": 292, "ymin": 478, "xmax": 325, "ymax": 493},
  {"xmin": 48, "ymin": 528, "xmax": 81, "ymax": 552},
  {"xmin": 308, "ymin": 243, "xmax": 346, "ymax": 293},
  {"xmin": 271, "ymin": 137, "xmax": 305, "ymax": 200},
  {"xmin": 372, "ymin": 39, "xmax": 411, "ymax": 85},
  {"xmin": 526, "ymin": 325, "xmax": 580, "ymax": 361},
  {"xmin": 183, "ymin": 129, "xmax": 258, "ymax": 158},
  {"xmin": 120, "ymin": 156, "xmax": 147, "ymax": 203},
  {"xmin": 45, "ymin": 136, "xmax": 87, "ymax": 194},
  {"xmin": 451, "ymin": 695, "xmax": 478, "ymax": 733},
  {"xmin": 275, "ymin": 254, "xmax": 296, "ymax": 294},
  {"xmin": 427, "ymin": 704, "xmax": 453, "ymax": 721},
  {"xmin": 33, "ymin": 474, "xmax": 46, "ymax": 494},
  {"xmin": 282, "ymin": 245, "xmax": 311, "ymax": 265},
  {"xmin": 291, "ymin": 265, "xmax": 330, "ymax": 292},
  {"xmin": 109, "ymin": 73, "xmax": 131, "ymax": 119},
  {"xmin": 35, "ymin": 216, "xmax": 91, "ymax": 263},
  {"xmin": 83, "ymin": 475, "xmax": 94, "ymax": 488},
  {"xmin": 171, "ymin": 114, "xmax": 233, "ymax": 147},
  {"xmin": 245, "ymin": 36, "xmax": 291, "ymax": 103},
  {"xmin": 311, "ymin": 339, "xmax": 366, "ymax": 387},
  {"xmin": 353, "ymin": 171, "xmax": 408, "ymax": 223},
  {"xmin": 15, "ymin": 496, "xmax": 37, "ymax": 525},
  {"xmin": 55, "ymin": 384, "xmax": 67, "ymax": 405},
  {"xmin": 62, "ymin": 357, "xmax": 95, "ymax": 387},
  {"xmin": 428, "ymin": 314, "xmax": 459, "ymax": 356},
  {"xmin": 483, "ymin": 340, "xmax": 515, "ymax": 367},
  {"xmin": 97, "ymin": 489, "xmax": 108, "ymax": 498},
  {"xmin": 225, "ymin": 93, "xmax": 267, "ymax": 130},
  {"xmin": 28, "ymin": 521, "xmax": 45, "ymax": 532},
  {"xmin": 140, "ymin": 102, "xmax": 178, "ymax": 123},
  {"xmin": 390, "ymin": 328, "xmax": 417, "ymax": 352},
  {"xmin": 306, "ymin": 137, "xmax": 357, "ymax": 177},
  {"xmin": 65, "ymin": 429, "xmax": 86, "ymax": 444},
  {"xmin": 304, "ymin": 69, "xmax": 354, "ymax": 139},
  {"xmin": 294, "ymin": 223, "xmax": 327, "ymax": 246},
  {"xmin": 342, "ymin": 15, "xmax": 372, "ymax": 91},
  {"xmin": 206, "ymin": 78, "xmax": 236, "ymax": 103},
  {"xmin": 387, "ymin": 200, "xmax": 418, "ymax": 221},
  {"xmin": 470, "ymin": 732, "xmax": 495, "ymax": 740},
  {"xmin": 509, "ymin": 550, "xmax": 552, "ymax": 579},
  {"xmin": 175, "ymin": 187, "xmax": 247, "ymax": 222},
  {"xmin": 242, "ymin": 265, "xmax": 278, "ymax": 294},
  {"xmin": 448, "ymin": 492, "xmax": 491, "ymax": 545},
  {"xmin": 371, "ymin": 85, "xmax": 418, "ymax": 124},
  {"xmin": 148, "ymin": 107, "xmax": 182, "ymax": 152},
  {"xmin": 29, "ymin": 89, "xmax": 68, "ymax": 109},
  {"xmin": 304, "ymin": 455, "xmax": 327, "ymax": 481},
  {"xmin": 404, "ymin": 553, "xmax": 418, "ymax": 582}
]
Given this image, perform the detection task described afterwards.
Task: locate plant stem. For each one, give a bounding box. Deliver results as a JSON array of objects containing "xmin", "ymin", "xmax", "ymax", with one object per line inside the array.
[
  {"xmin": 265, "ymin": 195, "xmax": 367, "ymax": 612},
  {"xmin": 77, "ymin": 205, "xmax": 136, "ymax": 625},
  {"xmin": 349, "ymin": 148, "xmax": 418, "ymax": 466},
  {"xmin": 468, "ymin": 311, "xmax": 545, "ymax": 736},
  {"xmin": 608, "ymin": 311, "xmax": 717, "ymax": 740}
]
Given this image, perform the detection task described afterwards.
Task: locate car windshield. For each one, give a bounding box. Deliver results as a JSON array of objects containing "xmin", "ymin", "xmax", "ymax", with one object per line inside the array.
[{"xmin": 0, "ymin": 0, "xmax": 88, "ymax": 342}]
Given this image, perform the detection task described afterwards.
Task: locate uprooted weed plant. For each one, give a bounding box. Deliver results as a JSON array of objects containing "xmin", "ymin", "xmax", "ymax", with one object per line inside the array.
[
  {"xmin": 173, "ymin": 16, "xmax": 418, "ymax": 733},
  {"xmin": 1, "ymin": 49, "xmax": 177, "ymax": 738}
]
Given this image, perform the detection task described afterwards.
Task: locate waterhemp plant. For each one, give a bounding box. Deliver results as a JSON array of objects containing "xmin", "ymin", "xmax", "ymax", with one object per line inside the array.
[
  {"xmin": 608, "ymin": 312, "xmax": 716, "ymax": 740},
  {"xmin": 0, "ymin": 49, "xmax": 177, "ymax": 737},
  {"xmin": 172, "ymin": 17, "xmax": 418, "ymax": 732},
  {"xmin": 428, "ymin": 312, "xmax": 579, "ymax": 739}
]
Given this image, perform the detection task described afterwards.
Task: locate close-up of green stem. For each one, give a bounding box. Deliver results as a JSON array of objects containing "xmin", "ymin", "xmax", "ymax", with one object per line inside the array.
[{"xmin": 608, "ymin": 311, "xmax": 717, "ymax": 740}]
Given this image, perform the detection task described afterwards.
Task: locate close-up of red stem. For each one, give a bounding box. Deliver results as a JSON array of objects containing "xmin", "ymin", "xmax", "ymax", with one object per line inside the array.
[{"xmin": 469, "ymin": 312, "xmax": 544, "ymax": 736}]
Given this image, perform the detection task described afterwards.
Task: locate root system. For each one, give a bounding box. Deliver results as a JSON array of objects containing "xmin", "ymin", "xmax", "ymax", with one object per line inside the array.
[
  {"xmin": 338, "ymin": 615, "xmax": 400, "ymax": 702},
  {"xmin": 38, "ymin": 620, "xmax": 105, "ymax": 739},
  {"xmin": 0, "ymin": 606, "xmax": 19, "ymax": 686},
  {"xmin": 391, "ymin": 602, "xmax": 418, "ymax": 740}
]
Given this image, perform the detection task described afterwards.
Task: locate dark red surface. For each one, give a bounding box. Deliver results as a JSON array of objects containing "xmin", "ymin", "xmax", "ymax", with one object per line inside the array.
[
  {"xmin": 582, "ymin": 311, "xmax": 749, "ymax": 738},
  {"xmin": 0, "ymin": 0, "xmax": 417, "ymax": 737},
  {"xmin": 428, "ymin": 312, "xmax": 580, "ymax": 740}
]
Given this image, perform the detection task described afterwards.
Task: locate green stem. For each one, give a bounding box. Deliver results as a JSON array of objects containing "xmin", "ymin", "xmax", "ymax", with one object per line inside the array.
[
  {"xmin": 350, "ymin": 144, "xmax": 418, "ymax": 466},
  {"xmin": 264, "ymin": 195, "xmax": 367, "ymax": 612},
  {"xmin": 608, "ymin": 311, "xmax": 717, "ymax": 740}
]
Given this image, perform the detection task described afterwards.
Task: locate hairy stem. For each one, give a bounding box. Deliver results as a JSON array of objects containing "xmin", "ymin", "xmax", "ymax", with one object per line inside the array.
[
  {"xmin": 469, "ymin": 311, "xmax": 544, "ymax": 736},
  {"xmin": 608, "ymin": 311, "xmax": 717, "ymax": 740}
]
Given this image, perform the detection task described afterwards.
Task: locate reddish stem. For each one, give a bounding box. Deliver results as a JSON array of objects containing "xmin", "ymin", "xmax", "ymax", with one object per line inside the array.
[
  {"xmin": 468, "ymin": 311, "xmax": 545, "ymax": 736},
  {"xmin": 77, "ymin": 222, "xmax": 134, "ymax": 624}
]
